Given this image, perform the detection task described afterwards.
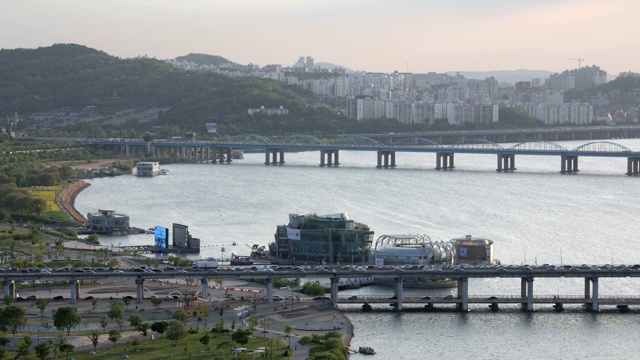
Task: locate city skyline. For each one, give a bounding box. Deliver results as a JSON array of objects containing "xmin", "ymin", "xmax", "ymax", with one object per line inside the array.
[{"xmin": 1, "ymin": 0, "xmax": 638, "ymax": 76}]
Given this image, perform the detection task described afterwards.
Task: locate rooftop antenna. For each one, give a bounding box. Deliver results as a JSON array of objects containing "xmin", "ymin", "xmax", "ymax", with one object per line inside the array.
[{"xmin": 570, "ymin": 56, "xmax": 585, "ymax": 69}]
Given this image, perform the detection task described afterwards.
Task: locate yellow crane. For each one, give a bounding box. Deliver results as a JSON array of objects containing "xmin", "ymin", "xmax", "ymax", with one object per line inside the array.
[{"xmin": 570, "ymin": 57, "xmax": 585, "ymax": 69}]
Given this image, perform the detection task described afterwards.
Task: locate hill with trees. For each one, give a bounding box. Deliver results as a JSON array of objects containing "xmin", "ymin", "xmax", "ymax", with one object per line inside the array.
[
  {"xmin": 174, "ymin": 53, "xmax": 237, "ymax": 66},
  {"xmin": 0, "ymin": 44, "xmax": 348, "ymax": 137}
]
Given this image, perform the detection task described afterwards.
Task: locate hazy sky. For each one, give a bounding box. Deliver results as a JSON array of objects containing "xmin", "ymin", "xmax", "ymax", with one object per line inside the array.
[{"xmin": 2, "ymin": 0, "xmax": 638, "ymax": 75}]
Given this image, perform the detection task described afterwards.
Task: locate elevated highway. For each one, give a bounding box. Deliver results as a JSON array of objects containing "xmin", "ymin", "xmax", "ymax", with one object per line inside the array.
[{"xmin": 3, "ymin": 265, "xmax": 640, "ymax": 312}]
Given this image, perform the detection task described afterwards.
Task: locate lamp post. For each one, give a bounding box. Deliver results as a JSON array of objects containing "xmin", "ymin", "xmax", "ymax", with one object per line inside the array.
[{"xmin": 332, "ymin": 314, "xmax": 336, "ymax": 337}]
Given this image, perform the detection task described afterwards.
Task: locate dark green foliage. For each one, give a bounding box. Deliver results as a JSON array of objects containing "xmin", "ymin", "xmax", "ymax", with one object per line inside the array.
[
  {"xmin": 301, "ymin": 281, "xmax": 326, "ymax": 297},
  {"xmin": 300, "ymin": 332, "xmax": 349, "ymax": 360},
  {"xmin": 565, "ymin": 74, "xmax": 640, "ymax": 103},
  {"xmin": 0, "ymin": 44, "xmax": 334, "ymax": 137},
  {"xmin": 231, "ymin": 329, "xmax": 252, "ymax": 346},
  {"xmin": 175, "ymin": 53, "xmax": 236, "ymax": 67},
  {"xmin": 0, "ymin": 305, "xmax": 28, "ymax": 334}
]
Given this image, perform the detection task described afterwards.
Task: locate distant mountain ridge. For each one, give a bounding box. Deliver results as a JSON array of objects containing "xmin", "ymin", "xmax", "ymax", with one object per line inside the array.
[{"xmin": 446, "ymin": 70, "xmax": 555, "ymax": 84}]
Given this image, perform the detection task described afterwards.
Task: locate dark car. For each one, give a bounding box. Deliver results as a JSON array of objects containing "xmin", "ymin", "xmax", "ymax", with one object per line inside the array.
[{"xmin": 52, "ymin": 295, "xmax": 64, "ymax": 301}]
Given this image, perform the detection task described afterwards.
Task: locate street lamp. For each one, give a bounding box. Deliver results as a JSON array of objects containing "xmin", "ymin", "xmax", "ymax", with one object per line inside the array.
[{"xmin": 332, "ymin": 314, "xmax": 336, "ymax": 337}]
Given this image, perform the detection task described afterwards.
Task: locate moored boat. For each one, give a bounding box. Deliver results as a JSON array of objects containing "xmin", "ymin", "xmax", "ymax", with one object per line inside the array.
[
  {"xmin": 359, "ymin": 347, "xmax": 375, "ymax": 355},
  {"xmin": 230, "ymin": 253, "xmax": 254, "ymax": 266}
]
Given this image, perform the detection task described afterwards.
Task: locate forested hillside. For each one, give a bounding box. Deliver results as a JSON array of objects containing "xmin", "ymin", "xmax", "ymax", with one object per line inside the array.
[{"xmin": 0, "ymin": 44, "xmax": 348, "ymax": 136}]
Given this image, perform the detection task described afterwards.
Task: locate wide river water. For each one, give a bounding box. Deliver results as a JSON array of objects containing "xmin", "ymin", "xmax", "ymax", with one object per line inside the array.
[{"xmin": 76, "ymin": 139, "xmax": 640, "ymax": 359}]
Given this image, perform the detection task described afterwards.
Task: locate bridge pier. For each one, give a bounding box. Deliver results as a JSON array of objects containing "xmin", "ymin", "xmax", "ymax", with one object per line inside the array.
[
  {"xmin": 266, "ymin": 278, "xmax": 273, "ymax": 303},
  {"xmin": 213, "ymin": 147, "xmax": 233, "ymax": 163},
  {"xmin": 201, "ymin": 278, "xmax": 209, "ymax": 300},
  {"xmin": 394, "ymin": 277, "xmax": 403, "ymax": 311},
  {"xmin": 135, "ymin": 279, "xmax": 145, "ymax": 303},
  {"xmin": 626, "ymin": 158, "xmax": 640, "ymax": 176},
  {"xmin": 585, "ymin": 277, "xmax": 599, "ymax": 312},
  {"xmin": 376, "ymin": 151, "xmax": 396, "ymax": 168},
  {"xmin": 331, "ymin": 278, "xmax": 339, "ymax": 309},
  {"xmin": 3, "ymin": 280, "xmax": 15, "ymax": 298},
  {"xmin": 520, "ymin": 277, "xmax": 534, "ymax": 311},
  {"xmin": 561, "ymin": 155, "xmax": 579, "ymax": 174},
  {"xmin": 435, "ymin": 153, "xmax": 455, "ymax": 170},
  {"xmin": 457, "ymin": 278, "xmax": 469, "ymax": 311},
  {"xmin": 320, "ymin": 150, "xmax": 340, "ymax": 166},
  {"xmin": 69, "ymin": 280, "xmax": 80, "ymax": 304},
  {"xmin": 497, "ymin": 154, "xmax": 516, "ymax": 172},
  {"xmin": 264, "ymin": 149, "xmax": 285, "ymax": 165}
]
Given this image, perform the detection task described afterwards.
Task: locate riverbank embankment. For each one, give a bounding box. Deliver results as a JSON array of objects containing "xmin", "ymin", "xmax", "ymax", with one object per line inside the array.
[{"xmin": 58, "ymin": 180, "xmax": 90, "ymax": 224}]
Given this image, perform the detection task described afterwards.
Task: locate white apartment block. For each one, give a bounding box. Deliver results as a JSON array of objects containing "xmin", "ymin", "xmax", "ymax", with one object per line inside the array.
[{"xmin": 518, "ymin": 103, "xmax": 593, "ymax": 125}]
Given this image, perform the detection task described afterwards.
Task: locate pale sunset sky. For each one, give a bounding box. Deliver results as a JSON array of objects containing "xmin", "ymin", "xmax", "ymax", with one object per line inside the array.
[{"xmin": 1, "ymin": 0, "xmax": 638, "ymax": 75}]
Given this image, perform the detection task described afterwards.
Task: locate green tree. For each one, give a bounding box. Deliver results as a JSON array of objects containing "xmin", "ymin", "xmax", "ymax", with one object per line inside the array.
[
  {"xmin": 108, "ymin": 329, "xmax": 121, "ymax": 347},
  {"xmin": 172, "ymin": 309, "xmax": 187, "ymax": 323},
  {"xmin": 151, "ymin": 321, "xmax": 168, "ymax": 338},
  {"xmin": 2, "ymin": 295, "xmax": 13, "ymax": 306},
  {"xmin": 216, "ymin": 340, "xmax": 233, "ymax": 359},
  {"xmin": 122, "ymin": 297, "xmax": 131, "ymax": 309},
  {"xmin": 301, "ymin": 281, "xmax": 326, "ymax": 297},
  {"xmin": 284, "ymin": 324, "xmax": 295, "ymax": 348},
  {"xmin": 150, "ymin": 297, "xmax": 163, "ymax": 311},
  {"xmin": 0, "ymin": 305, "xmax": 27, "ymax": 334},
  {"xmin": 52, "ymin": 306, "xmax": 82, "ymax": 335},
  {"xmin": 165, "ymin": 321, "xmax": 187, "ymax": 345},
  {"xmin": 91, "ymin": 298, "xmax": 99, "ymax": 313},
  {"xmin": 58, "ymin": 342, "xmax": 74, "ymax": 360},
  {"xmin": 87, "ymin": 233, "xmax": 100, "ymax": 244},
  {"xmin": 231, "ymin": 329, "xmax": 251, "ymax": 347},
  {"xmin": 35, "ymin": 341, "xmax": 51, "ymax": 360},
  {"xmin": 0, "ymin": 336, "xmax": 9, "ymax": 360},
  {"xmin": 247, "ymin": 315, "xmax": 260, "ymax": 334},
  {"xmin": 100, "ymin": 316, "xmax": 109, "ymax": 333},
  {"xmin": 87, "ymin": 331, "xmax": 100, "ymax": 352},
  {"xmin": 199, "ymin": 333, "xmax": 210, "ymax": 349},
  {"xmin": 138, "ymin": 322, "xmax": 150, "ymax": 338},
  {"xmin": 17, "ymin": 336, "xmax": 33, "ymax": 359},
  {"xmin": 107, "ymin": 302, "xmax": 125, "ymax": 329},
  {"xmin": 35, "ymin": 298, "xmax": 49, "ymax": 317},
  {"xmin": 128, "ymin": 313, "xmax": 143, "ymax": 328}
]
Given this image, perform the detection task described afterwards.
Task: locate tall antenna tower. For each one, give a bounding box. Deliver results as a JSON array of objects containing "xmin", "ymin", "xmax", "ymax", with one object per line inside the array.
[{"xmin": 570, "ymin": 57, "xmax": 585, "ymax": 69}]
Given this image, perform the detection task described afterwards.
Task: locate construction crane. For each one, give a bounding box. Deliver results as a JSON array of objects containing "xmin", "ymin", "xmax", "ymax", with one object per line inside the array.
[{"xmin": 570, "ymin": 57, "xmax": 585, "ymax": 69}]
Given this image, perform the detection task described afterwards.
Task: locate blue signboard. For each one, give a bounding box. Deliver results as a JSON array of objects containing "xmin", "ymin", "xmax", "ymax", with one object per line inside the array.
[{"xmin": 154, "ymin": 226, "xmax": 168, "ymax": 248}]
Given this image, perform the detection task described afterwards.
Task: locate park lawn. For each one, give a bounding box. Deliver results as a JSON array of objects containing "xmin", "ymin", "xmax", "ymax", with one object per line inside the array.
[
  {"xmin": 27, "ymin": 185, "xmax": 63, "ymax": 213},
  {"xmin": 4, "ymin": 331, "xmax": 292, "ymax": 360}
]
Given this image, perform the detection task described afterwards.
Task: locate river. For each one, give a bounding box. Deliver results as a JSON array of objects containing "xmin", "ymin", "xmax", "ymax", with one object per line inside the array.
[{"xmin": 75, "ymin": 139, "xmax": 640, "ymax": 359}]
